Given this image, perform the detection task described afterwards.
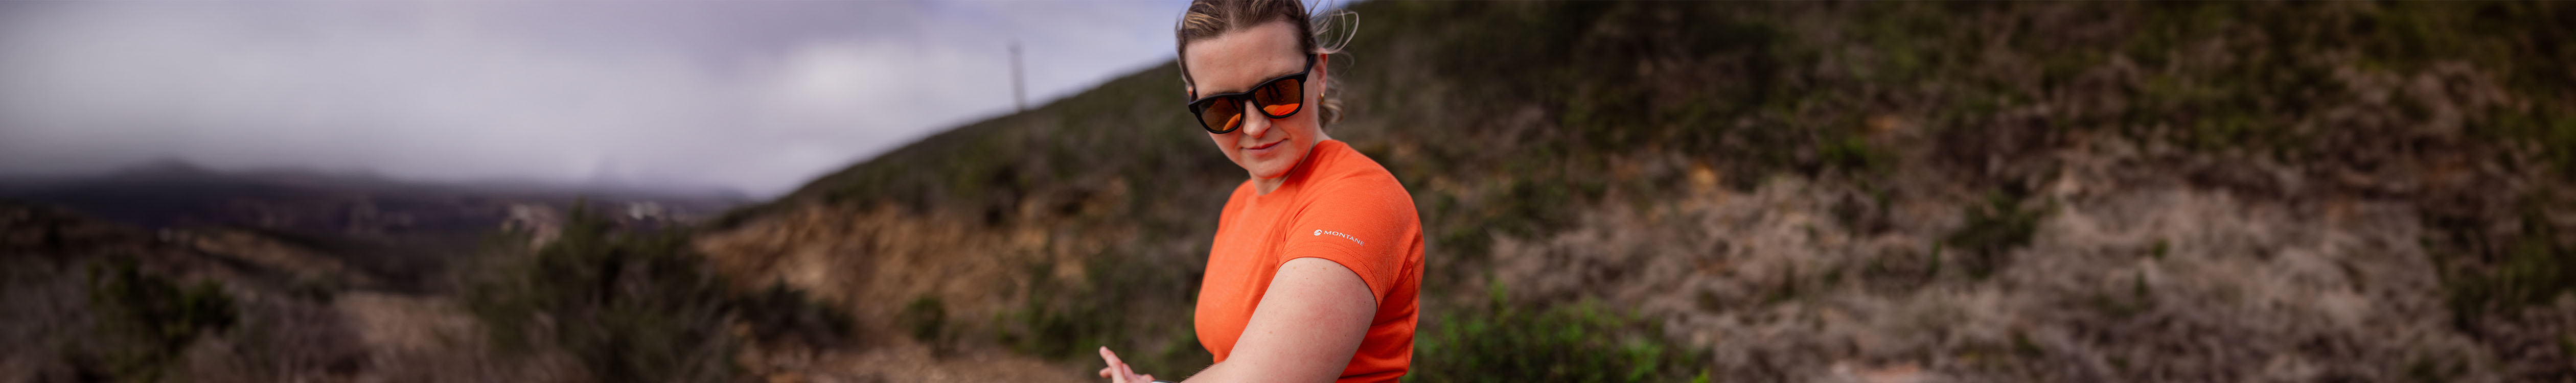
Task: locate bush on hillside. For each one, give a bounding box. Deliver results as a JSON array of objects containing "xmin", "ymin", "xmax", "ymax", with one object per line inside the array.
[
  {"xmin": 1408, "ymin": 282, "xmax": 1705, "ymax": 383},
  {"xmin": 79, "ymin": 256, "xmax": 238, "ymax": 382},
  {"xmin": 466, "ymin": 201, "xmax": 849, "ymax": 383}
]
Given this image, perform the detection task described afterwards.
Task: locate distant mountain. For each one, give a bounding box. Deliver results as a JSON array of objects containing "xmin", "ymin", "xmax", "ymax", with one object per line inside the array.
[{"xmin": 0, "ymin": 159, "xmax": 747, "ymax": 237}]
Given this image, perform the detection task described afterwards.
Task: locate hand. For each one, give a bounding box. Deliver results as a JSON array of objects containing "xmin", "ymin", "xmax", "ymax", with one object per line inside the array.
[{"xmin": 1096, "ymin": 346, "xmax": 1158, "ymax": 383}]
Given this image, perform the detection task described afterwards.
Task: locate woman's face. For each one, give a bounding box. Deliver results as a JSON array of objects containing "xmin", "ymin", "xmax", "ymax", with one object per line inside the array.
[{"xmin": 1183, "ymin": 21, "xmax": 1326, "ymax": 181}]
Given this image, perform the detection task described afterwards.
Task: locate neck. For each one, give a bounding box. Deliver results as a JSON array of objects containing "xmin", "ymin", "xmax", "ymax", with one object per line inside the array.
[
  {"xmin": 1251, "ymin": 134, "xmax": 1330, "ymax": 195},
  {"xmin": 1254, "ymin": 175, "xmax": 1289, "ymax": 195}
]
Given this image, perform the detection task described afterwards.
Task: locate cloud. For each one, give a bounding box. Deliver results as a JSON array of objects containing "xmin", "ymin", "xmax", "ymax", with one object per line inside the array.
[{"xmin": 0, "ymin": 0, "xmax": 1186, "ymax": 197}]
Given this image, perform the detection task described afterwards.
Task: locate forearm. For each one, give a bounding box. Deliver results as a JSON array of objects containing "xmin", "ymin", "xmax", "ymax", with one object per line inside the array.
[
  {"xmin": 1183, "ymin": 258, "xmax": 1371, "ymax": 383},
  {"xmin": 1109, "ymin": 258, "xmax": 1370, "ymax": 383}
]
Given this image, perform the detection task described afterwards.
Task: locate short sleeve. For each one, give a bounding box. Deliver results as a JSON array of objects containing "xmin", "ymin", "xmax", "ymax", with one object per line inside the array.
[{"xmin": 1280, "ymin": 177, "xmax": 1419, "ymax": 303}]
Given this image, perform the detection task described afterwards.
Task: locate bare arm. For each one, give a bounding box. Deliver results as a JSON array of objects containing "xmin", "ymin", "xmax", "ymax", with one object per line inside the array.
[{"xmin": 1101, "ymin": 257, "xmax": 1376, "ymax": 383}]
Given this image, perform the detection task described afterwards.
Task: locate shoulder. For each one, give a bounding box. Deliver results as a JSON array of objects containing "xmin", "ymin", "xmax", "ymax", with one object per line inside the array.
[
  {"xmin": 1308, "ymin": 140, "xmax": 1411, "ymax": 200},
  {"xmin": 1308, "ymin": 140, "xmax": 1393, "ymax": 182},
  {"xmin": 1279, "ymin": 141, "xmax": 1421, "ymax": 302},
  {"xmin": 1295, "ymin": 141, "xmax": 1418, "ymax": 226}
]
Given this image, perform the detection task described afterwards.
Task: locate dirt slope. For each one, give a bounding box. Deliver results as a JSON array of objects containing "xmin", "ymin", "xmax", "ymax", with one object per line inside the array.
[{"xmin": 701, "ymin": 2, "xmax": 2576, "ymax": 381}]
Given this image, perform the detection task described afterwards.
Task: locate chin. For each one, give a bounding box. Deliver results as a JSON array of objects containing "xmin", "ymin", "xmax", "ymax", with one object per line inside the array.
[
  {"xmin": 1241, "ymin": 158, "xmax": 1296, "ymax": 179},
  {"xmin": 1244, "ymin": 163, "xmax": 1288, "ymax": 179}
]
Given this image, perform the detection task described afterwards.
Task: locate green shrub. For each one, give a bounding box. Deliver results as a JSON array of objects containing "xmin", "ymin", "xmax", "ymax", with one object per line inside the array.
[
  {"xmin": 996, "ymin": 260, "xmax": 1102, "ymax": 360},
  {"xmin": 82, "ymin": 256, "xmax": 237, "ymax": 382},
  {"xmin": 1409, "ymin": 283, "xmax": 1704, "ymax": 382},
  {"xmin": 994, "ymin": 253, "xmax": 1209, "ymax": 373},
  {"xmin": 466, "ymin": 201, "xmax": 848, "ymax": 383},
  {"xmin": 740, "ymin": 281, "xmax": 855, "ymax": 348},
  {"xmin": 2444, "ymin": 211, "xmax": 2576, "ymax": 321},
  {"xmin": 1818, "ymin": 135, "xmax": 1892, "ymax": 175},
  {"xmin": 1946, "ymin": 192, "xmax": 2045, "ymax": 279},
  {"xmin": 899, "ymin": 295, "xmax": 949, "ymax": 347},
  {"xmin": 1491, "ymin": 180, "xmax": 1584, "ymax": 240}
]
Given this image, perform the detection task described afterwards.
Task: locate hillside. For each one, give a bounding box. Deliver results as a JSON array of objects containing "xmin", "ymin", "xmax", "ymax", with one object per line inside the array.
[
  {"xmin": 2, "ymin": 159, "xmax": 744, "ymax": 237},
  {"xmin": 0, "ymin": 201, "xmax": 491, "ymax": 381},
  {"xmin": 699, "ymin": 2, "xmax": 2576, "ymax": 381},
  {"xmin": 0, "ymin": 160, "xmax": 763, "ymax": 381}
]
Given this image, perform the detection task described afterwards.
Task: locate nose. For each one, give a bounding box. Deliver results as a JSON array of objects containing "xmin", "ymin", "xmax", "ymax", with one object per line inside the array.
[{"xmin": 1237, "ymin": 99, "xmax": 1272, "ymax": 138}]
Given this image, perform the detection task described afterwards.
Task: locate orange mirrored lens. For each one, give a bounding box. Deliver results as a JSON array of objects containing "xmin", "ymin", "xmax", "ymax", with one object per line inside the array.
[
  {"xmin": 1253, "ymin": 78, "xmax": 1302, "ymax": 116},
  {"xmin": 1200, "ymin": 100, "xmax": 1243, "ymax": 132}
]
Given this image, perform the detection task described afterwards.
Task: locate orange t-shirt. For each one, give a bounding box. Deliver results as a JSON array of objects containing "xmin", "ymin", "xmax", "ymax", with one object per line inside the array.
[{"xmin": 1195, "ymin": 139, "xmax": 1423, "ymax": 382}]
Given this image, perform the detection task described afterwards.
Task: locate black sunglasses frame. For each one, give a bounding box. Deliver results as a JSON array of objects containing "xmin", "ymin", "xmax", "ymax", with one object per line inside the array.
[{"xmin": 1186, "ymin": 54, "xmax": 1318, "ymax": 134}]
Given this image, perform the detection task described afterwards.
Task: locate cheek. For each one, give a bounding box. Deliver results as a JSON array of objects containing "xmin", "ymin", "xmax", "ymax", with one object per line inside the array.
[
  {"xmin": 1285, "ymin": 112, "xmax": 1321, "ymax": 138},
  {"xmin": 1289, "ymin": 92, "xmax": 1321, "ymax": 134},
  {"xmin": 1207, "ymin": 132, "xmax": 1240, "ymax": 158}
]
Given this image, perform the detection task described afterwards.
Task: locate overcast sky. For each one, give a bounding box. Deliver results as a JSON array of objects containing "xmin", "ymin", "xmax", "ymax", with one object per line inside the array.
[{"xmin": 0, "ymin": 0, "xmax": 1192, "ymax": 198}]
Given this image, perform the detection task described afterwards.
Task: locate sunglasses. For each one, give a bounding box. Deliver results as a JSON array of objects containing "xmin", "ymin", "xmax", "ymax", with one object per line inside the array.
[{"xmin": 1186, "ymin": 54, "xmax": 1316, "ymax": 134}]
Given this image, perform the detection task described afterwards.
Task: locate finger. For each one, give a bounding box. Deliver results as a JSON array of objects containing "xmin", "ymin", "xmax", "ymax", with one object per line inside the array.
[
  {"xmin": 1099, "ymin": 367, "xmax": 1113, "ymax": 378},
  {"xmin": 1099, "ymin": 347, "xmax": 1131, "ymax": 381},
  {"xmin": 1140, "ymin": 374, "xmax": 1156, "ymax": 382},
  {"xmin": 1099, "ymin": 346, "xmax": 1124, "ymax": 367}
]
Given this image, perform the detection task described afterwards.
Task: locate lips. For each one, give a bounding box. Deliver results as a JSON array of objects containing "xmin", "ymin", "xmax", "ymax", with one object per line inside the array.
[{"xmin": 1243, "ymin": 138, "xmax": 1283, "ymax": 151}]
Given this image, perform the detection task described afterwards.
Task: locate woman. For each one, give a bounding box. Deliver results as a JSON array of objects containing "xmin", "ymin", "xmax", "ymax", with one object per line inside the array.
[{"xmin": 1096, "ymin": 1, "xmax": 1422, "ymax": 382}]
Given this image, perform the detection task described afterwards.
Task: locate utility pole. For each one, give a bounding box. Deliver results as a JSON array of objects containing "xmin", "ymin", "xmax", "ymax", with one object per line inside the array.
[{"xmin": 1009, "ymin": 41, "xmax": 1026, "ymax": 112}]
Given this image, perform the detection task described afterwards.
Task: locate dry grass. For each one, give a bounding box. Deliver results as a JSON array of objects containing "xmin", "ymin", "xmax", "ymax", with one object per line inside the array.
[
  {"xmin": 695, "ymin": 1, "xmax": 2576, "ymax": 381},
  {"xmin": 1484, "ymin": 171, "xmax": 2498, "ymax": 380}
]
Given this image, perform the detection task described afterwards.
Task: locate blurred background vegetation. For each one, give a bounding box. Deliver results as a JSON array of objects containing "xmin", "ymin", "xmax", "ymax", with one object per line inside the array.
[
  {"xmin": 6, "ymin": 1, "xmax": 2576, "ymax": 382},
  {"xmin": 706, "ymin": 1, "xmax": 2576, "ymax": 381}
]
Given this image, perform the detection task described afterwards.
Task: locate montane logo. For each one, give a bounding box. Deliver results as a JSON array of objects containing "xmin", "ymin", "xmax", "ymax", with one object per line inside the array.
[{"xmin": 1313, "ymin": 229, "xmax": 1364, "ymax": 245}]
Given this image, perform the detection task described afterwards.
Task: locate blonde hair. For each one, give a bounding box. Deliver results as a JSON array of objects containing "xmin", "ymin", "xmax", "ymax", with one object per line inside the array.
[{"xmin": 1176, "ymin": 0, "xmax": 1354, "ymax": 128}]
